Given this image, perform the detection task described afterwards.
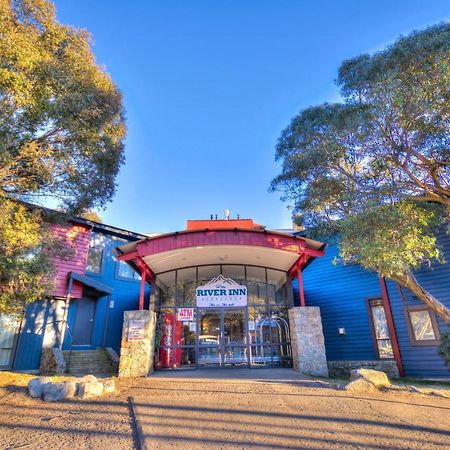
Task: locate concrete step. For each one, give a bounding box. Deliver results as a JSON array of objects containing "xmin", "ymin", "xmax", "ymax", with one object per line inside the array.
[
  {"xmin": 62, "ymin": 349, "xmax": 118, "ymax": 376},
  {"xmin": 67, "ymin": 365, "xmax": 116, "ymax": 370}
]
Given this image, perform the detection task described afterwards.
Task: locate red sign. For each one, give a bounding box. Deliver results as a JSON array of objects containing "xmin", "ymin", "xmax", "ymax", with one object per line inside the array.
[{"xmin": 177, "ymin": 308, "xmax": 194, "ymax": 321}]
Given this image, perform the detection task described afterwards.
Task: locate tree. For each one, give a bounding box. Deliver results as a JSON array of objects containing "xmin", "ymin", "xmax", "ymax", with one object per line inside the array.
[
  {"xmin": 271, "ymin": 23, "xmax": 450, "ymax": 323},
  {"xmin": 0, "ymin": 0, "xmax": 126, "ymax": 314},
  {"xmin": 80, "ymin": 210, "xmax": 102, "ymax": 223}
]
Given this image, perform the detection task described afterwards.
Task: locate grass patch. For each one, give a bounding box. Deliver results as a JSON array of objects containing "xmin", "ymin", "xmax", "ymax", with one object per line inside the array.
[{"xmin": 391, "ymin": 377, "xmax": 450, "ymax": 391}]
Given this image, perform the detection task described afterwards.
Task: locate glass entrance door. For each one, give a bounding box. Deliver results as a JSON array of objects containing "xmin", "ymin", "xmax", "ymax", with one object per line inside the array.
[
  {"xmin": 223, "ymin": 309, "xmax": 248, "ymax": 366},
  {"xmin": 198, "ymin": 308, "xmax": 248, "ymax": 367},
  {"xmin": 198, "ymin": 309, "xmax": 221, "ymax": 367}
]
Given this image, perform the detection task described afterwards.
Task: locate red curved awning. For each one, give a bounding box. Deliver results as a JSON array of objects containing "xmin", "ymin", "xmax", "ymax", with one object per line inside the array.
[{"xmin": 117, "ymin": 228, "xmax": 324, "ymax": 276}]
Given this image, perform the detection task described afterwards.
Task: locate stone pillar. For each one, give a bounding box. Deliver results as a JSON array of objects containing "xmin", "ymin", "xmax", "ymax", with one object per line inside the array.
[
  {"xmin": 40, "ymin": 348, "xmax": 66, "ymax": 375},
  {"xmin": 118, "ymin": 310, "xmax": 156, "ymax": 378},
  {"xmin": 289, "ymin": 306, "xmax": 329, "ymax": 377}
]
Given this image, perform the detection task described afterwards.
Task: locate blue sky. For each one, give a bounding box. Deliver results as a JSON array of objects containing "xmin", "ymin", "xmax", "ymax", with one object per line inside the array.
[{"xmin": 55, "ymin": 0, "xmax": 449, "ymax": 234}]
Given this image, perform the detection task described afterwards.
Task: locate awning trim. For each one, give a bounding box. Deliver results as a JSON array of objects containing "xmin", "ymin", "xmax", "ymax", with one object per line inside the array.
[{"xmin": 68, "ymin": 272, "xmax": 113, "ymax": 295}]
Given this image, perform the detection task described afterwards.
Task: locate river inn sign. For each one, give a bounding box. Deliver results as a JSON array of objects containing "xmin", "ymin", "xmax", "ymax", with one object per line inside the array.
[{"xmin": 196, "ymin": 275, "xmax": 248, "ymax": 307}]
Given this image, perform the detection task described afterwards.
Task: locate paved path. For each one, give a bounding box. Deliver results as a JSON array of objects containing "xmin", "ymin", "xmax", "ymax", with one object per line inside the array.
[{"xmin": 130, "ymin": 369, "xmax": 450, "ymax": 449}]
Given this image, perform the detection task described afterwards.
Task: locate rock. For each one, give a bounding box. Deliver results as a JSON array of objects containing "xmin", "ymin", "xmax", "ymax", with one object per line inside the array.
[
  {"xmin": 40, "ymin": 348, "xmax": 66, "ymax": 375},
  {"xmin": 344, "ymin": 378, "xmax": 379, "ymax": 394},
  {"xmin": 81, "ymin": 374, "xmax": 98, "ymax": 384},
  {"xmin": 103, "ymin": 379, "xmax": 115, "ymax": 394},
  {"xmin": 28, "ymin": 377, "xmax": 52, "ymax": 398},
  {"xmin": 63, "ymin": 381, "xmax": 77, "ymax": 398},
  {"xmin": 327, "ymin": 360, "xmax": 399, "ymax": 379},
  {"xmin": 78, "ymin": 381, "xmax": 104, "ymax": 399},
  {"xmin": 43, "ymin": 382, "xmax": 69, "ymax": 402},
  {"xmin": 350, "ymin": 369, "xmax": 390, "ymax": 388}
]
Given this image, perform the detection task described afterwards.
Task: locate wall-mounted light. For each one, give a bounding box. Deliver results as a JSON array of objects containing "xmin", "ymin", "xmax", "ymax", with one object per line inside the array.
[{"xmin": 338, "ymin": 327, "xmax": 346, "ymax": 335}]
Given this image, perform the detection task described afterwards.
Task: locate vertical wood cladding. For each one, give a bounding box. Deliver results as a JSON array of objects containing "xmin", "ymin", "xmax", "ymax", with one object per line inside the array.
[{"xmin": 51, "ymin": 222, "xmax": 91, "ymax": 298}]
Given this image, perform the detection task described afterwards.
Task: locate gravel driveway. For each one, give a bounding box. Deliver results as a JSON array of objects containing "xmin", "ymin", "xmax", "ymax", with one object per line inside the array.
[
  {"xmin": 1, "ymin": 369, "xmax": 449, "ymax": 449},
  {"xmin": 0, "ymin": 376, "xmax": 137, "ymax": 450},
  {"xmin": 130, "ymin": 369, "xmax": 450, "ymax": 449}
]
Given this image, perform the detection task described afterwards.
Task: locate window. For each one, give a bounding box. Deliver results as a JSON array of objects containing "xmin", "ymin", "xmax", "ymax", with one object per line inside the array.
[
  {"xmin": 368, "ymin": 299, "xmax": 394, "ymax": 359},
  {"xmin": 153, "ymin": 265, "xmax": 293, "ymax": 370},
  {"xmin": 117, "ymin": 260, "xmax": 141, "ymax": 280},
  {"xmin": 86, "ymin": 232, "xmax": 106, "ymax": 274},
  {"xmin": 406, "ymin": 306, "xmax": 440, "ymax": 345},
  {"xmin": 0, "ymin": 313, "xmax": 20, "ymax": 369}
]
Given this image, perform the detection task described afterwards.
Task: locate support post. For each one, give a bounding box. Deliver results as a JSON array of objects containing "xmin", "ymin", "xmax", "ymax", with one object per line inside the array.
[
  {"xmin": 297, "ymin": 266, "xmax": 305, "ymax": 307},
  {"xmin": 379, "ymin": 277, "xmax": 405, "ymax": 377},
  {"xmin": 289, "ymin": 306, "xmax": 328, "ymax": 376},
  {"xmin": 119, "ymin": 310, "xmax": 156, "ymax": 377},
  {"xmin": 139, "ymin": 271, "xmax": 146, "ymax": 311},
  {"xmin": 59, "ymin": 277, "xmax": 73, "ymax": 350}
]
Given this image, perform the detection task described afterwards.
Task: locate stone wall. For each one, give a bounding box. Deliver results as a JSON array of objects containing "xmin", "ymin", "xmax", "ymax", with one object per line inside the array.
[
  {"xmin": 40, "ymin": 347, "xmax": 66, "ymax": 375},
  {"xmin": 118, "ymin": 310, "xmax": 156, "ymax": 378},
  {"xmin": 289, "ymin": 307, "xmax": 329, "ymax": 377},
  {"xmin": 328, "ymin": 360, "xmax": 399, "ymax": 379}
]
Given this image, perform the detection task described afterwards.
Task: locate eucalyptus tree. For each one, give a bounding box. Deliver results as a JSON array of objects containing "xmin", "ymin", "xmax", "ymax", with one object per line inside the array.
[
  {"xmin": 271, "ymin": 23, "xmax": 450, "ymax": 322},
  {"xmin": 0, "ymin": 0, "xmax": 126, "ymax": 313}
]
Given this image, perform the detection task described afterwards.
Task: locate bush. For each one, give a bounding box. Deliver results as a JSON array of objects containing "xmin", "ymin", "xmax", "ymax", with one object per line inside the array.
[{"xmin": 438, "ymin": 331, "xmax": 450, "ymax": 365}]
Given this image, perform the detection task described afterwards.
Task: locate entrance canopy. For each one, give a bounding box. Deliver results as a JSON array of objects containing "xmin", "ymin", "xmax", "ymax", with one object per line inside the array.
[
  {"xmin": 117, "ymin": 227, "xmax": 324, "ymax": 277},
  {"xmin": 68, "ymin": 271, "xmax": 113, "ymax": 296}
]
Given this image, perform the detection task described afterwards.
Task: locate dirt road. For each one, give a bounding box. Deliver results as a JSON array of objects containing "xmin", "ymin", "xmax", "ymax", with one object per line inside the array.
[
  {"xmin": 0, "ymin": 369, "xmax": 449, "ymax": 449},
  {"xmin": 0, "ymin": 375, "xmax": 136, "ymax": 450},
  {"xmin": 131, "ymin": 369, "xmax": 450, "ymax": 449}
]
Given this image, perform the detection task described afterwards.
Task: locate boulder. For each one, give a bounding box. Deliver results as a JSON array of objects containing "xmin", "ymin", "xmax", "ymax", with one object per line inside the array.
[
  {"xmin": 103, "ymin": 379, "xmax": 115, "ymax": 394},
  {"xmin": 63, "ymin": 381, "xmax": 78, "ymax": 398},
  {"xmin": 350, "ymin": 369, "xmax": 390, "ymax": 388},
  {"xmin": 78, "ymin": 381, "xmax": 104, "ymax": 399},
  {"xmin": 344, "ymin": 378, "xmax": 379, "ymax": 394},
  {"xmin": 43, "ymin": 382, "xmax": 69, "ymax": 402},
  {"xmin": 28, "ymin": 377, "xmax": 52, "ymax": 398},
  {"xmin": 81, "ymin": 374, "xmax": 98, "ymax": 384}
]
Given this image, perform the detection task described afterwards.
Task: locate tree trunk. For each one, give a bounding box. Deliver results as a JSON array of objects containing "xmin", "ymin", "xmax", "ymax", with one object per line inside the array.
[{"xmin": 391, "ymin": 270, "xmax": 450, "ymax": 324}]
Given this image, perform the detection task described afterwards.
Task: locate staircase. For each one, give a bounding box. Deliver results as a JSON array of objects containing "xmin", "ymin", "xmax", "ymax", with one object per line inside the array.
[{"xmin": 63, "ymin": 349, "xmax": 119, "ymax": 377}]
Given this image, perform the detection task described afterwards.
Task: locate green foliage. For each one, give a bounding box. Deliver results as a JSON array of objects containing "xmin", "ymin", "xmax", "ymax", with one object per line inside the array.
[
  {"xmin": 272, "ymin": 23, "xmax": 450, "ymax": 220},
  {"xmin": 438, "ymin": 331, "xmax": 450, "ymax": 365},
  {"xmin": 0, "ymin": 0, "xmax": 126, "ymax": 212},
  {"xmin": 271, "ymin": 23, "xmax": 450, "ymax": 320},
  {"xmin": 338, "ymin": 202, "xmax": 443, "ymax": 278},
  {"xmin": 0, "ymin": 197, "xmax": 52, "ymax": 314},
  {"xmin": 80, "ymin": 210, "xmax": 102, "ymax": 223},
  {"xmin": 0, "ymin": 0, "xmax": 125, "ymax": 314}
]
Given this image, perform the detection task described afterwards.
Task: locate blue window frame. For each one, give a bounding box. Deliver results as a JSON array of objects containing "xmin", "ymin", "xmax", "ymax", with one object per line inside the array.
[
  {"xmin": 116, "ymin": 260, "xmax": 141, "ymax": 281},
  {"xmin": 86, "ymin": 232, "xmax": 106, "ymax": 274}
]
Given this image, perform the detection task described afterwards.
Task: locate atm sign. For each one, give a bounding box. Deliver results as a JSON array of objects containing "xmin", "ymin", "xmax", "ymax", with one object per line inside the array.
[{"xmin": 177, "ymin": 308, "xmax": 194, "ymax": 321}]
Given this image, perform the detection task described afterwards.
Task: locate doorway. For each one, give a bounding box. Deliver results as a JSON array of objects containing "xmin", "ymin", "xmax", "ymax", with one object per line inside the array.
[
  {"xmin": 198, "ymin": 308, "xmax": 248, "ymax": 367},
  {"xmin": 72, "ymin": 298, "xmax": 96, "ymax": 347}
]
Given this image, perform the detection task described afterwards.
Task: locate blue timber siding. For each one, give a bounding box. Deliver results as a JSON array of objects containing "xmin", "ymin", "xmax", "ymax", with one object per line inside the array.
[
  {"xmin": 385, "ymin": 230, "xmax": 450, "ymax": 378},
  {"xmin": 12, "ymin": 230, "xmax": 147, "ymax": 371},
  {"xmin": 13, "ymin": 301, "xmax": 50, "ymax": 371},
  {"xmin": 301, "ymin": 245, "xmax": 382, "ymax": 362},
  {"xmin": 300, "ymin": 231, "xmax": 450, "ymax": 379},
  {"xmin": 62, "ymin": 231, "xmax": 149, "ymax": 355}
]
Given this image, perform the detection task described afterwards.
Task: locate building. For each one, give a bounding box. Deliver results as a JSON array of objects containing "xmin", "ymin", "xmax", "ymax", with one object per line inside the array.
[
  {"xmin": 1, "ymin": 213, "xmax": 449, "ymax": 379},
  {"xmin": 0, "ymin": 214, "xmax": 147, "ymax": 373},
  {"xmin": 116, "ymin": 218, "xmax": 325, "ymax": 373},
  {"xmin": 302, "ymin": 228, "xmax": 450, "ymax": 379}
]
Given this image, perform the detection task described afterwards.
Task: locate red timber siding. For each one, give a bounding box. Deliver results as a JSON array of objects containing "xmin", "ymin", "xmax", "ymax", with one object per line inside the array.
[
  {"xmin": 126, "ymin": 230, "xmax": 323, "ymax": 259},
  {"xmin": 51, "ymin": 222, "xmax": 91, "ymax": 298},
  {"xmin": 186, "ymin": 219, "xmax": 264, "ymax": 231}
]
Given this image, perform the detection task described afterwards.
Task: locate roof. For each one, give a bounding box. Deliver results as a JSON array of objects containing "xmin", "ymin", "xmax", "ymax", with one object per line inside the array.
[
  {"xmin": 68, "ymin": 272, "xmax": 113, "ymax": 295},
  {"xmin": 186, "ymin": 218, "xmax": 264, "ymax": 231},
  {"xmin": 17, "ymin": 200, "xmax": 147, "ymax": 241},
  {"xmin": 117, "ymin": 227, "xmax": 325, "ymax": 275}
]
